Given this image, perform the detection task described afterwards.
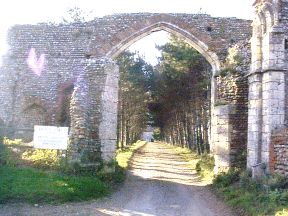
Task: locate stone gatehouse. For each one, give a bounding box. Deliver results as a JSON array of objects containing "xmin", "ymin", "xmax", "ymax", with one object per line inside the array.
[{"xmin": 0, "ymin": 0, "xmax": 287, "ymax": 176}]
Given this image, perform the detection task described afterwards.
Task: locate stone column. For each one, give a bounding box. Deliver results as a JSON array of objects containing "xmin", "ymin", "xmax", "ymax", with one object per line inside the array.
[
  {"xmin": 247, "ymin": 73, "xmax": 263, "ymax": 170},
  {"xmin": 260, "ymin": 27, "xmax": 286, "ymax": 173},
  {"xmin": 261, "ymin": 70, "xmax": 285, "ymax": 171},
  {"xmin": 213, "ymin": 104, "xmax": 236, "ymax": 173},
  {"xmin": 247, "ymin": 15, "xmax": 264, "ymax": 172},
  {"xmin": 98, "ymin": 59, "xmax": 119, "ymax": 162},
  {"xmin": 209, "ymin": 76, "xmax": 217, "ymax": 153},
  {"xmin": 69, "ymin": 65, "xmax": 90, "ymax": 163},
  {"xmin": 70, "ymin": 58, "xmax": 119, "ymax": 169},
  {"xmin": 248, "ymin": 2, "xmax": 287, "ymax": 176}
]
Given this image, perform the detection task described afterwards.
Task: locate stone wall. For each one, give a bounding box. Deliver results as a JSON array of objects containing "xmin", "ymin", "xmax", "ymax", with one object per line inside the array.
[
  {"xmin": 0, "ymin": 13, "xmax": 252, "ymax": 168},
  {"xmin": 270, "ymin": 128, "xmax": 288, "ymax": 176},
  {"xmin": 69, "ymin": 58, "xmax": 118, "ymax": 165},
  {"xmin": 216, "ymin": 74, "xmax": 249, "ymax": 167},
  {"xmin": 213, "ymin": 38, "xmax": 250, "ymax": 169}
]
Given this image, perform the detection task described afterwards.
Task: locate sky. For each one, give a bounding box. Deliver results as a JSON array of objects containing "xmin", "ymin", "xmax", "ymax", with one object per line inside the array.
[{"xmin": 0, "ymin": 0, "xmax": 254, "ymax": 65}]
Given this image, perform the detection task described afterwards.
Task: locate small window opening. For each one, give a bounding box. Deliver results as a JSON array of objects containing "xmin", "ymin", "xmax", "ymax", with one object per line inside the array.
[
  {"xmin": 85, "ymin": 54, "xmax": 91, "ymax": 59},
  {"xmin": 206, "ymin": 26, "xmax": 212, "ymax": 32},
  {"xmin": 285, "ymin": 39, "xmax": 288, "ymax": 50}
]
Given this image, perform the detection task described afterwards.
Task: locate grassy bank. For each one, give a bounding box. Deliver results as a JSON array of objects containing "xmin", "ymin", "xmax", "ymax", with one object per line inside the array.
[
  {"xmin": 0, "ymin": 138, "xmax": 146, "ymax": 204},
  {"xmin": 213, "ymin": 170, "xmax": 288, "ymax": 216}
]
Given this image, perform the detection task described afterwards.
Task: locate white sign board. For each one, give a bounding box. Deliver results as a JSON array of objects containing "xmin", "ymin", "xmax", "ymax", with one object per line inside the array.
[{"xmin": 33, "ymin": 125, "xmax": 69, "ymax": 150}]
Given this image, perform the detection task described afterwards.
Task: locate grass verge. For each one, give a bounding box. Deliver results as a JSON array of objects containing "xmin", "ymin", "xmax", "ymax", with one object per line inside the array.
[
  {"xmin": 168, "ymin": 143, "xmax": 214, "ymax": 184},
  {"xmin": 0, "ymin": 139, "xmax": 146, "ymax": 204},
  {"xmin": 0, "ymin": 166, "xmax": 109, "ymax": 204},
  {"xmin": 116, "ymin": 140, "xmax": 147, "ymax": 169}
]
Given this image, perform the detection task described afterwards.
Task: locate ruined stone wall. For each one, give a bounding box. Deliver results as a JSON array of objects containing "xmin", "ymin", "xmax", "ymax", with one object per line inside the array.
[
  {"xmin": 270, "ymin": 128, "xmax": 288, "ymax": 176},
  {"xmin": 0, "ymin": 24, "xmax": 89, "ymax": 140},
  {"xmin": 0, "ymin": 13, "xmax": 252, "ymax": 167},
  {"xmin": 213, "ymin": 39, "xmax": 250, "ymax": 169},
  {"xmin": 216, "ymin": 74, "xmax": 249, "ymax": 167},
  {"xmin": 0, "ymin": 13, "xmax": 251, "ymax": 138},
  {"xmin": 67, "ymin": 58, "xmax": 118, "ymax": 165},
  {"xmin": 269, "ymin": 0, "xmax": 288, "ymax": 177}
]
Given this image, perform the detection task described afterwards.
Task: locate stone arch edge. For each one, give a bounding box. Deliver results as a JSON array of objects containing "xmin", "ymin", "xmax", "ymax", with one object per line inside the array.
[{"xmin": 106, "ymin": 21, "xmax": 221, "ymax": 73}]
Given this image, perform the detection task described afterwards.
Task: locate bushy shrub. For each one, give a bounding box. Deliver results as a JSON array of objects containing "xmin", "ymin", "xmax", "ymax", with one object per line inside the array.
[
  {"xmin": 213, "ymin": 169, "xmax": 240, "ymax": 188},
  {"xmin": 196, "ymin": 154, "xmax": 214, "ymax": 172},
  {"xmin": 195, "ymin": 154, "xmax": 215, "ymax": 182},
  {"xmin": 21, "ymin": 149, "xmax": 62, "ymax": 170},
  {"xmin": 3, "ymin": 137, "xmax": 22, "ymax": 145},
  {"xmin": 214, "ymin": 170, "xmax": 288, "ymax": 216}
]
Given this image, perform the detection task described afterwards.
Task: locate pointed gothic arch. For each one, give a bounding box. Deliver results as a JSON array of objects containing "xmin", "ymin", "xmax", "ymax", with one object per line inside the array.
[{"xmin": 106, "ymin": 21, "xmax": 221, "ymax": 73}]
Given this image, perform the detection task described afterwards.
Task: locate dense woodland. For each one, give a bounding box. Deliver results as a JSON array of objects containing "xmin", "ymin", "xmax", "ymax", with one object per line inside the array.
[{"xmin": 116, "ymin": 35, "xmax": 212, "ymax": 155}]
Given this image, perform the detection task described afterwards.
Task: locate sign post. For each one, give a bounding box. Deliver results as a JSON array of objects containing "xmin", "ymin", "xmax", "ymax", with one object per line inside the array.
[{"xmin": 33, "ymin": 125, "xmax": 69, "ymax": 150}]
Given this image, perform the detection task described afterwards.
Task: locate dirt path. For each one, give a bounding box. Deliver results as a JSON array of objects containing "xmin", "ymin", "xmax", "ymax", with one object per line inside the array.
[{"xmin": 0, "ymin": 142, "xmax": 233, "ymax": 216}]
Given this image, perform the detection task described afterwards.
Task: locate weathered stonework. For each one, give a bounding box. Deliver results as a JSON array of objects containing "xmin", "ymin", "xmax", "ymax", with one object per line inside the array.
[
  {"xmin": 212, "ymin": 104, "xmax": 237, "ymax": 173},
  {"xmin": 212, "ymin": 38, "xmax": 251, "ymax": 171},
  {"xmin": 248, "ymin": 0, "xmax": 288, "ymax": 177},
  {"xmin": 270, "ymin": 128, "xmax": 288, "ymax": 176},
  {"xmin": 1, "ymin": 2, "xmax": 286, "ymax": 176},
  {"xmin": 7, "ymin": 11, "xmax": 286, "ymax": 174},
  {"xmin": 0, "ymin": 13, "xmax": 253, "ymax": 170},
  {"xmin": 215, "ymin": 74, "xmax": 249, "ymax": 169}
]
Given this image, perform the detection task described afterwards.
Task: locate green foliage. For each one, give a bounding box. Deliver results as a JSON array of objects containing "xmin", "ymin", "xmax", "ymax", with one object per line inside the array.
[
  {"xmin": 218, "ymin": 44, "xmax": 244, "ymax": 78},
  {"xmin": 152, "ymin": 127, "xmax": 161, "ymax": 140},
  {"xmin": 0, "ymin": 138, "xmax": 24, "ymax": 166},
  {"xmin": 0, "ymin": 140, "xmax": 6, "ymax": 166},
  {"xmin": 97, "ymin": 163, "xmax": 126, "ymax": 184},
  {"xmin": 0, "ymin": 141, "xmax": 147, "ymax": 204},
  {"xmin": 218, "ymin": 67, "xmax": 237, "ymax": 77},
  {"xmin": 0, "ymin": 143, "xmax": 17, "ymax": 167},
  {"xmin": 3, "ymin": 137, "xmax": 22, "ymax": 145},
  {"xmin": 21, "ymin": 149, "xmax": 62, "ymax": 170},
  {"xmin": 116, "ymin": 140, "xmax": 147, "ymax": 169},
  {"xmin": 214, "ymin": 170, "xmax": 288, "ymax": 216},
  {"xmin": 276, "ymin": 208, "xmax": 288, "ymax": 216},
  {"xmin": 213, "ymin": 169, "xmax": 241, "ymax": 188},
  {"xmin": 151, "ymin": 35, "xmax": 212, "ymax": 154},
  {"xmin": 261, "ymin": 174, "xmax": 288, "ymax": 190},
  {"xmin": 195, "ymin": 154, "xmax": 215, "ymax": 181}
]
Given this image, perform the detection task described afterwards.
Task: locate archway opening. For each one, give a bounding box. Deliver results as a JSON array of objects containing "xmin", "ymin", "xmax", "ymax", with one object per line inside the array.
[
  {"xmin": 56, "ymin": 83, "xmax": 74, "ymax": 127},
  {"xmin": 112, "ymin": 27, "xmax": 214, "ymax": 156}
]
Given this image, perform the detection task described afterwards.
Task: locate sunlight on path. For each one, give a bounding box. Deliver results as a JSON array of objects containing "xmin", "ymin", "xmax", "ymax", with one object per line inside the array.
[
  {"xmin": 92, "ymin": 142, "xmax": 232, "ymax": 216},
  {"xmin": 129, "ymin": 142, "xmax": 205, "ymax": 186}
]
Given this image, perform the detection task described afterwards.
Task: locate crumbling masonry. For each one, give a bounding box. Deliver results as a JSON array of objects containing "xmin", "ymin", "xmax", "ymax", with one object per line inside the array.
[{"xmin": 0, "ymin": 1, "xmax": 287, "ymax": 176}]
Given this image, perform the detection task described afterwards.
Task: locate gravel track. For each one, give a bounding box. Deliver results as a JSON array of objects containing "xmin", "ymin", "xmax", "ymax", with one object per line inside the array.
[{"xmin": 0, "ymin": 142, "xmax": 233, "ymax": 216}]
